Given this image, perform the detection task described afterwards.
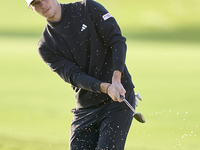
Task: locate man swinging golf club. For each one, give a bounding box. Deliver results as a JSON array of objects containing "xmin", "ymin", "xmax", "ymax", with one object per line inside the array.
[{"xmin": 25, "ymin": 0, "xmax": 145, "ymax": 149}]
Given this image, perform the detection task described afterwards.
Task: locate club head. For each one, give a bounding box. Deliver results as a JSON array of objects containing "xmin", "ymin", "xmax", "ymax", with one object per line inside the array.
[
  {"xmin": 133, "ymin": 113, "xmax": 145, "ymax": 123},
  {"xmin": 135, "ymin": 93, "xmax": 142, "ymax": 101}
]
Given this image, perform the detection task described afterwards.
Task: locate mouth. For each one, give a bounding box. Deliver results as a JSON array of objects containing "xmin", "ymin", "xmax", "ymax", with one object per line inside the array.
[{"xmin": 44, "ymin": 8, "xmax": 50, "ymax": 13}]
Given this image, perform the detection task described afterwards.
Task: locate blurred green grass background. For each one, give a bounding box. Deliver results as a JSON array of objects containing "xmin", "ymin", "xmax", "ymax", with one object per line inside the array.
[{"xmin": 0, "ymin": 0, "xmax": 200, "ymax": 150}]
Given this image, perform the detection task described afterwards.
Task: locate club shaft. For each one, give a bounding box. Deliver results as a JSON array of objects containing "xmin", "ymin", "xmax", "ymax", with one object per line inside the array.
[{"xmin": 120, "ymin": 96, "xmax": 137, "ymax": 114}]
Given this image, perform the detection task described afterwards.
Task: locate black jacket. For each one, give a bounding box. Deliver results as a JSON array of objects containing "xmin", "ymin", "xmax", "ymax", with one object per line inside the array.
[{"xmin": 38, "ymin": 0, "xmax": 134, "ymax": 108}]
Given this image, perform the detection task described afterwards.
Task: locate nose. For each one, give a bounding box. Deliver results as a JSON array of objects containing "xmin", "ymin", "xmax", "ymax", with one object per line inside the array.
[{"xmin": 40, "ymin": 0, "xmax": 47, "ymax": 8}]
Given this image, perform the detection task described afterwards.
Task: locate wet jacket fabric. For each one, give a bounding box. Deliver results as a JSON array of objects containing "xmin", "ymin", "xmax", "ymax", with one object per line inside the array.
[{"xmin": 37, "ymin": 0, "xmax": 134, "ymax": 108}]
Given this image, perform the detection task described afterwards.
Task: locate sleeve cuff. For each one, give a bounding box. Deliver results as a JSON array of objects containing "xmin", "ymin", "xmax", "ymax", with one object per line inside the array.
[{"xmin": 113, "ymin": 61, "xmax": 125, "ymax": 74}]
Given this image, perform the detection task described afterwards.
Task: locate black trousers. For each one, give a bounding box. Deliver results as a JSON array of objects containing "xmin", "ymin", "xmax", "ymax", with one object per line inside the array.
[{"xmin": 69, "ymin": 90, "xmax": 135, "ymax": 150}]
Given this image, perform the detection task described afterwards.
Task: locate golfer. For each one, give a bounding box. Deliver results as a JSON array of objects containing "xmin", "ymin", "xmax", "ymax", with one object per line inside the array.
[{"xmin": 26, "ymin": 0, "xmax": 135, "ymax": 149}]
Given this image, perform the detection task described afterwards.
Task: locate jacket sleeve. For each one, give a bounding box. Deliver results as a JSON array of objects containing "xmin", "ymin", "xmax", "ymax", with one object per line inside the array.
[
  {"xmin": 87, "ymin": 0, "xmax": 127, "ymax": 74},
  {"xmin": 38, "ymin": 41, "xmax": 102, "ymax": 93}
]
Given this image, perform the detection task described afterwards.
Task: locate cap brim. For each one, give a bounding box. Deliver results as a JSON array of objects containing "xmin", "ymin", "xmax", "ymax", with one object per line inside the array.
[{"xmin": 26, "ymin": 0, "xmax": 33, "ymax": 9}]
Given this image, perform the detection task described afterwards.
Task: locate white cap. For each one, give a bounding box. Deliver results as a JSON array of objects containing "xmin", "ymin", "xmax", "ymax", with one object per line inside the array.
[{"xmin": 26, "ymin": 0, "xmax": 34, "ymax": 8}]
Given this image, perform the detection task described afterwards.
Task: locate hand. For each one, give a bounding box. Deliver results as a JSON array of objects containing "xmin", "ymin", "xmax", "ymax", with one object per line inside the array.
[
  {"xmin": 107, "ymin": 82, "xmax": 126, "ymax": 102},
  {"xmin": 100, "ymin": 70, "xmax": 126, "ymax": 102},
  {"xmin": 107, "ymin": 70, "xmax": 126, "ymax": 102}
]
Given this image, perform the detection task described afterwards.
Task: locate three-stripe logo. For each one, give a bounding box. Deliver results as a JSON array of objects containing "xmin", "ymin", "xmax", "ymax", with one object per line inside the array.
[{"xmin": 81, "ymin": 24, "xmax": 87, "ymax": 31}]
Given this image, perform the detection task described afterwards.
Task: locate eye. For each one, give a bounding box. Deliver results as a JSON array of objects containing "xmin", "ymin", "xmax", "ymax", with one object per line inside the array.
[{"xmin": 31, "ymin": 1, "xmax": 39, "ymax": 6}]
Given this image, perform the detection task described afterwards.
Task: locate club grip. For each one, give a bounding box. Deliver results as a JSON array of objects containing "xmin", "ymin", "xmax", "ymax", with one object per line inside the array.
[{"xmin": 120, "ymin": 95, "xmax": 125, "ymax": 100}]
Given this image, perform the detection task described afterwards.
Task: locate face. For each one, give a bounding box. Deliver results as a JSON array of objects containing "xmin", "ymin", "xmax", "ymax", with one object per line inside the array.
[{"xmin": 30, "ymin": 0, "xmax": 61, "ymax": 22}]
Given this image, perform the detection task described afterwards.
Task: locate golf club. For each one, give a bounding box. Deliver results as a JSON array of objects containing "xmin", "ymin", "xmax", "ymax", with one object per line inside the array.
[{"xmin": 120, "ymin": 95, "xmax": 145, "ymax": 123}]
